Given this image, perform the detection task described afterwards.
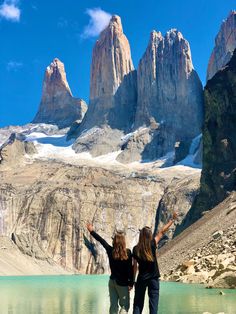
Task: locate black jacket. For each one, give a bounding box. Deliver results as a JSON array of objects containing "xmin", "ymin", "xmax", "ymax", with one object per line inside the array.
[{"xmin": 90, "ymin": 231, "xmax": 134, "ymax": 286}]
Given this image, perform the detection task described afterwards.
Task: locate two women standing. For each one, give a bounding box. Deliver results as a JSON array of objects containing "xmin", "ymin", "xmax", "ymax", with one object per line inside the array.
[{"xmin": 86, "ymin": 212, "xmax": 177, "ymax": 313}]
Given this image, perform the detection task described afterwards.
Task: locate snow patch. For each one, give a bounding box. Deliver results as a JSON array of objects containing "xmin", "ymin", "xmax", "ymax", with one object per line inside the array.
[
  {"xmin": 94, "ymin": 150, "xmax": 122, "ymax": 163},
  {"xmin": 177, "ymin": 134, "xmax": 202, "ymax": 169},
  {"xmin": 24, "ymin": 131, "xmax": 122, "ymax": 165},
  {"xmin": 0, "ymin": 125, "xmax": 202, "ymax": 172},
  {"xmin": 25, "ymin": 133, "xmax": 74, "ymax": 147}
]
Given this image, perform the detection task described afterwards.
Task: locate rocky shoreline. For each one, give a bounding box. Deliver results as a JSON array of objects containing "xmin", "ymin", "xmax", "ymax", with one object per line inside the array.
[
  {"xmin": 164, "ymin": 225, "xmax": 236, "ymax": 289},
  {"xmin": 159, "ymin": 193, "xmax": 236, "ymax": 289}
]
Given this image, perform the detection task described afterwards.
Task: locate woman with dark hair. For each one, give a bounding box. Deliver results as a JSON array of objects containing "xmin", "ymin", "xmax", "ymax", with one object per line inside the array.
[
  {"xmin": 86, "ymin": 223, "xmax": 133, "ymax": 314},
  {"xmin": 132, "ymin": 212, "xmax": 177, "ymax": 314}
]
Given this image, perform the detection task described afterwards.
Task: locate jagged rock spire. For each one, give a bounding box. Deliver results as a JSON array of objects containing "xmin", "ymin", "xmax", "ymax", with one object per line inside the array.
[
  {"xmin": 90, "ymin": 15, "xmax": 135, "ymax": 100},
  {"xmin": 77, "ymin": 15, "xmax": 137, "ymax": 133},
  {"xmin": 33, "ymin": 58, "xmax": 87, "ymax": 128},
  {"xmin": 135, "ymin": 28, "xmax": 203, "ymax": 147}
]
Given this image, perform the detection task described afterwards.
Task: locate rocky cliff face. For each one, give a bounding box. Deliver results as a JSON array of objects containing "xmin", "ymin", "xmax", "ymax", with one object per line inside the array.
[
  {"xmin": 134, "ymin": 31, "xmax": 162, "ymax": 127},
  {"xmin": 76, "ymin": 15, "xmax": 137, "ymax": 133},
  {"xmin": 0, "ymin": 159, "xmax": 161, "ymax": 273},
  {"xmin": 0, "ymin": 135, "xmax": 200, "ymax": 274},
  {"xmin": 33, "ymin": 58, "xmax": 87, "ymax": 128},
  {"xmin": 207, "ymin": 11, "xmax": 236, "ymax": 81},
  {"xmin": 179, "ymin": 49, "xmax": 236, "ymax": 230},
  {"xmin": 134, "ymin": 29, "xmax": 203, "ymax": 156}
]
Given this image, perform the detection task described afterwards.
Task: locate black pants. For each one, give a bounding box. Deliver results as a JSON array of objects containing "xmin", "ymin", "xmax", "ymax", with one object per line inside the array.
[{"xmin": 133, "ymin": 277, "xmax": 160, "ymax": 314}]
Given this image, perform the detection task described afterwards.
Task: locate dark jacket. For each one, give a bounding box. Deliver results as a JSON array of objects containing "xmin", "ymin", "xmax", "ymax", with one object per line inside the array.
[
  {"xmin": 90, "ymin": 231, "xmax": 134, "ymax": 286},
  {"xmin": 133, "ymin": 239, "xmax": 160, "ymax": 281}
]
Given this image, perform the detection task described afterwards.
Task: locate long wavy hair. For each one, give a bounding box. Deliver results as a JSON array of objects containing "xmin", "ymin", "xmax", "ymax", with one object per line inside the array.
[
  {"xmin": 135, "ymin": 226, "xmax": 154, "ymax": 262},
  {"xmin": 112, "ymin": 232, "xmax": 128, "ymax": 260}
]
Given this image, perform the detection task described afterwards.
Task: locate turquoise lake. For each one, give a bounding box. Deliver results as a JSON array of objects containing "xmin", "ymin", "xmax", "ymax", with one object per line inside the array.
[{"xmin": 0, "ymin": 275, "xmax": 235, "ymax": 314}]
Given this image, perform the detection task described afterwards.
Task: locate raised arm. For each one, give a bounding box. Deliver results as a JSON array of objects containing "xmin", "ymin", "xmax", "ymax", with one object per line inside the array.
[
  {"xmin": 86, "ymin": 223, "xmax": 111, "ymax": 252},
  {"xmin": 154, "ymin": 211, "xmax": 177, "ymax": 245}
]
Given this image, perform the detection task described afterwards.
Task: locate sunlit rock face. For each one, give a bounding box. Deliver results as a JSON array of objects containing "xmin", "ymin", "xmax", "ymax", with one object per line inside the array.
[
  {"xmin": 135, "ymin": 29, "xmax": 203, "ymax": 154},
  {"xmin": 207, "ymin": 11, "xmax": 236, "ymax": 81},
  {"xmin": 71, "ymin": 26, "xmax": 203, "ymax": 162},
  {"xmin": 33, "ymin": 58, "xmax": 87, "ymax": 128},
  {"xmin": 74, "ymin": 15, "xmax": 137, "ymax": 134},
  {"xmin": 0, "ymin": 160, "xmax": 162, "ymax": 272},
  {"xmin": 0, "ymin": 136, "xmax": 200, "ymax": 274}
]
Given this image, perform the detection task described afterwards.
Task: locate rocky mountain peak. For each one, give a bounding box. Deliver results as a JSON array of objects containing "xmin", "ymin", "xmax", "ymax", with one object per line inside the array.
[
  {"xmin": 165, "ymin": 29, "xmax": 193, "ymax": 74},
  {"xmin": 99, "ymin": 15, "xmax": 124, "ymax": 45},
  {"xmin": 150, "ymin": 30, "xmax": 163, "ymax": 40},
  {"xmin": 33, "ymin": 58, "xmax": 87, "ymax": 128},
  {"xmin": 207, "ymin": 10, "xmax": 236, "ymax": 81},
  {"xmin": 147, "ymin": 31, "xmax": 161, "ymax": 47},
  {"xmin": 149, "ymin": 30, "xmax": 163, "ymax": 50},
  {"xmin": 42, "ymin": 58, "xmax": 72, "ymax": 101},
  {"xmin": 72, "ymin": 14, "xmax": 137, "ymax": 136},
  {"xmin": 109, "ymin": 15, "xmax": 123, "ymax": 33},
  {"xmin": 135, "ymin": 28, "xmax": 203, "ymax": 153},
  {"xmin": 165, "ymin": 29, "xmax": 183, "ymax": 41},
  {"xmin": 90, "ymin": 14, "xmax": 134, "ymax": 100},
  {"xmin": 70, "ymin": 19, "xmax": 202, "ymax": 161}
]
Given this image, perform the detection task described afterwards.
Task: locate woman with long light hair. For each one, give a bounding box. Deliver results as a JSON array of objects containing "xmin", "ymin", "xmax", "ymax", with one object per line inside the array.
[
  {"xmin": 132, "ymin": 212, "xmax": 177, "ymax": 314},
  {"xmin": 86, "ymin": 223, "xmax": 133, "ymax": 314}
]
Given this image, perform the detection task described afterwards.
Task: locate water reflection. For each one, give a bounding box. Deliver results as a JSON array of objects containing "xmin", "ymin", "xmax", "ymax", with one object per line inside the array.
[{"xmin": 0, "ymin": 276, "xmax": 235, "ymax": 314}]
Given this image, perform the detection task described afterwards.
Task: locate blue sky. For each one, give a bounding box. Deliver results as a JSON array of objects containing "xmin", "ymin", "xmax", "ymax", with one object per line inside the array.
[{"xmin": 0, "ymin": 0, "xmax": 235, "ymax": 127}]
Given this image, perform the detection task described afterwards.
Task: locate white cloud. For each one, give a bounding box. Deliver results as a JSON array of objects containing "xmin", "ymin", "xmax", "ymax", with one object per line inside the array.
[
  {"xmin": 0, "ymin": 0, "xmax": 21, "ymax": 22},
  {"xmin": 7, "ymin": 61, "xmax": 23, "ymax": 71},
  {"xmin": 81, "ymin": 8, "xmax": 112, "ymax": 39}
]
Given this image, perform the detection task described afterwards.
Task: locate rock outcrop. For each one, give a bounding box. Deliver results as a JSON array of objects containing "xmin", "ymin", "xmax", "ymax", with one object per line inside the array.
[
  {"xmin": 71, "ymin": 15, "xmax": 137, "ymax": 136},
  {"xmin": 155, "ymin": 171, "xmax": 200, "ymax": 247},
  {"xmin": 33, "ymin": 58, "xmax": 87, "ymax": 128},
  {"xmin": 0, "ymin": 135, "xmax": 37, "ymax": 166},
  {"xmin": 72, "ymin": 126, "xmax": 123, "ymax": 157},
  {"xmin": 116, "ymin": 125, "xmax": 176, "ymax": 163},
  {"xmin": 207, "ymin": 11, "xmax": 236, "ymax": 81},
  {"xmin": 134, "ymin": 29, "xmax": 203, "ymax": 157},
  {"xmin": 180, "ymin": 49, "xmax": 236, "ymax": 229}
]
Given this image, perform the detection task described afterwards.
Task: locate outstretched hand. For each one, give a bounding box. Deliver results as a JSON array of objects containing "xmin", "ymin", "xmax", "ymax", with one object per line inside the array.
[{"xmin": 86, "ymin": 223, "xmax": 94, "ymax": 232}]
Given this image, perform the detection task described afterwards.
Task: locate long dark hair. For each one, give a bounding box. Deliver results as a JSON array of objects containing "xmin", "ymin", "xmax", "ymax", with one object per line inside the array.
[
  {"xmin": 112, "ymin": 232, "xmax": 128, "ymax": 260},
  {"xmin": 135, "ymin": 226, "xmax": 154, "ymax": 262}
]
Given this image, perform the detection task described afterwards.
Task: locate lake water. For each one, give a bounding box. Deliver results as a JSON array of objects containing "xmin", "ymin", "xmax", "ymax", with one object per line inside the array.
[{"xmin": 0, "ymin": 275, "xmax": 235, "ymax": 314}]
